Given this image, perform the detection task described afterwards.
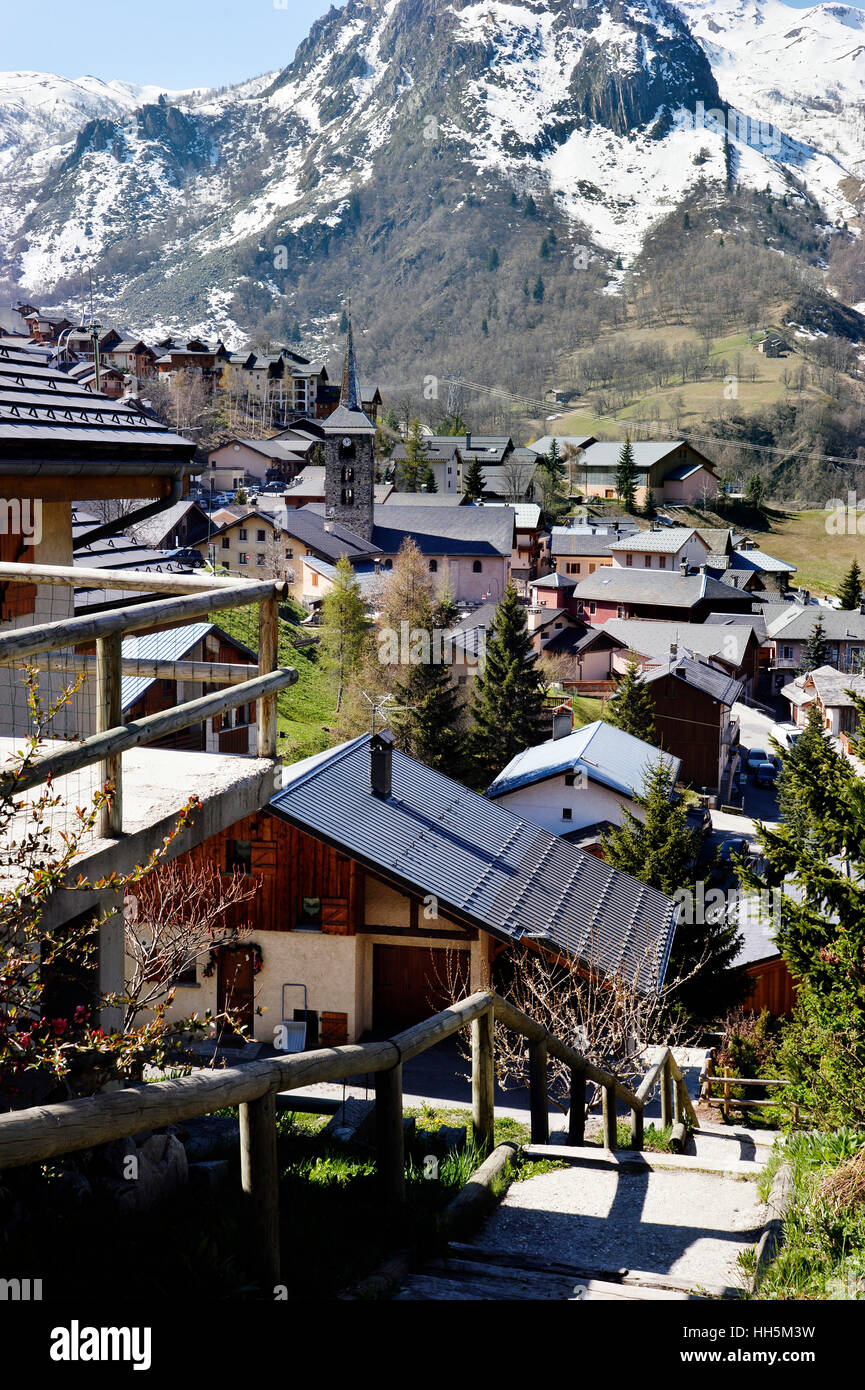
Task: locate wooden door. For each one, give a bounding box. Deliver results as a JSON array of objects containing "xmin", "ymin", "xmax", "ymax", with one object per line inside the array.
[
  {"xmin": 372, "ymin": 945, "xmax": 468, "ymax": 1035},
  {"xmin": 216, "ymin": 944, "xmax": 256, "ymax": 1041}
]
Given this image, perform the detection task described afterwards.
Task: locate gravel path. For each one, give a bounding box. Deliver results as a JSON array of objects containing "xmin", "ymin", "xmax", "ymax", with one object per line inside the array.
[{"xmin": 475, "ymin": 1164, "xmax": 766, "ymax": 1291}]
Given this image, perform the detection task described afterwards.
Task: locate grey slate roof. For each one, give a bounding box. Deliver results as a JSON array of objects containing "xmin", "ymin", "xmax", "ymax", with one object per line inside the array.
[
  {"xmin": 604, "ymin": 618, "xmax": 756, "ymax": 667},
  {"xmin": 304, "ymin": 503, "xmax": 514, "ymax": 558},
  {"xmin": 608, "ymin": 528, "xmax": 705, "ymax": 555},
  {"xmin": 729, "ymin": 548, "xmax": 796, "ymax": 574},
  {"xmin": 642, "ymin": 655, "xmax": 744, "ymax": 705},
  {"xmin": 271, "ymin": 735, "xmax": 678, "ymax": 993},
  {"xmin": 533, "ymin": 572, "xmax": 578, "ymax": 590},
  {"xmin": 768, "ymin": 606, "xmax": 865, "ymax": 641},
  {"xmin": 0, "ymin": 344, "xmax": 198, "ymax": 471},
  {"xmin": 528, "ymin": 435, "xmax": 596, "ymax": 456},
  {"xmin": 573, "ymin": 569, "xmax": 748, "ymax": 608},
  {"xmin": 551, "ymin": 531, "xmax": 617, "ymax": 557}
]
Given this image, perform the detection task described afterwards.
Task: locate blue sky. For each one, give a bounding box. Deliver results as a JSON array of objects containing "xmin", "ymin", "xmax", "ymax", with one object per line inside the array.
[{"xmin": 1, "ymin": 0, "xmax": 861, "ymax": 90}]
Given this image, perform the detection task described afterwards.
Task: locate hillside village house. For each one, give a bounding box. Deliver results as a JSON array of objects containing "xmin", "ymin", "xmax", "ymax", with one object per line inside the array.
[
  {"xmin": 604, "ymin": 618, "xmax": 762, "ymax": 697},
  {"xmin": 767, "ymin": 606, "xmax": 865, "ymax": 690},
  {"xmin": 564, "ymin": 441, "xmax": 719, "ymax": 507},
  {"xmin": 705, "ymin": 545, "xmax": 797, "ymax": 596},
  {"xmin": 571, "ymin": 569, "xmax": 755, "ymax": 625},
  {"xmin": 208, "ymin": 433, "xmax": 316, "ymax": 492},
  {"xmin": 607, "ymin": 527, "xmax": 711, "ymax": 572},
  {"xmin": 640, "ymin": 655, "xmax": 743, "ymax": 799},
  {"xmin": 482, "ymin": 502, "xmax": 546, "ymax": 591},
  {"xmin": 485, "ymin": 721, "xmax": 681, "ymax": 848},
  {"xmin": 158, "ymin": 732, "xmax": 679, "ymax": 1041},
  {"xmin": 781, "ymin": 665, "xmax": 865, "ymax": 741},
  {"xmin": 552, "ymin": 530, "xmax": 617, "ymax": 579}
]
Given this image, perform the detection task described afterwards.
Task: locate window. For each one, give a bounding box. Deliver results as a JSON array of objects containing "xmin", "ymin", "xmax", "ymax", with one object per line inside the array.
[
  {"xmin": 298, "ymin": 896, "xmax": 321, "ymax": 927},
  {"xmin": 311, "ymin": 572, "xmax": 319, "ymax": 587},
  {"xmin": 472, "ymin": 561, "xmax": 482, "ymax": 573},
  {"xmin": 429, "ymin": 559, "xmax": 438, "ymax": 573},
  {"xmin": 645, "ymin": 556, "xmax": 653, "ymax": 568},
  {"xmin": 659, "ymin": 556, "xmax": 667, "ymax": 569},
  {"xmin": 225, "ymin": 839, "xmax": 251, "ymax": 874},
  {"xmin": 257, "ymin": 554, "xmax": 265, "ymax": 566},
  {"xmin": 589, "ymin": 563, "xmax": 596, "ymax": 573},
  {"xmin": 562, "ymin": 807, "xmax": 573, "ymax": 821},
  {"xmin": 564, "ymin": 773, "xmax": 575, "ymax": 787},
  {"xmin": 256, "ymin": 529, "xmax": 266, "ymax": 542},
  {"xmin": 221, "ymin": 537, "xmax": 230, "ymax": 550},
  {"xmin": 238, "ymin": 553, "xmax": 249, "ymax": 565},
  {"xmin": 384, "ymin": 559, "xmax": 393, "ymax": 570},
  {"xmin": 341, "ymin": 466, "xmax": 354, "ymax": 483},
  {"xmin": 341, "ymin": 488, "xmax": 354, "ymax": 505},
  {"xmin": 626, "ymin": 553, "xmax": 633, "ymax": 567},
  {"xmin": 589, "ymin": 602, "xmax": 596, "ymax": 615},
  {"xmin": 239, "ymin": 528, "xmax": 248, "ymax": 541},
  {"xmin": 617, "ymin": 605, "xmax": 626, "ymax": 618}
]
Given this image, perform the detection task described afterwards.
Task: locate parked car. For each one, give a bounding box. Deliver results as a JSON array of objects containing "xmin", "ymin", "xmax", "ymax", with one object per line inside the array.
[
  {"xmin": 685, "ymin": 803, "xmax": 712, "ymax": 837},
  {"xmin": 169, "ymin": 547, "xmax": 205, "ymax": 568},
  {"xmin": 753, "ymin": 760, "xmax": 778, "ymax": 788},
  {"xmin": 718, "ymin": 836, "xmax": 751, "ymax": 864},
  {"xmin": 746, "ymin": 748, "xmax": 769, "ymax": 773},
  {"xmin": 772, "ymin": 723, "xmax": 801, "ymax": 751}
]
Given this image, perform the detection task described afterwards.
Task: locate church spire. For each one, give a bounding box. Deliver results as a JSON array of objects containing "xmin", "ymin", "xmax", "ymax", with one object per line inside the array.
[{"xmin": 340, "ymin": 314, "xmax": 361, "ymax": 411}]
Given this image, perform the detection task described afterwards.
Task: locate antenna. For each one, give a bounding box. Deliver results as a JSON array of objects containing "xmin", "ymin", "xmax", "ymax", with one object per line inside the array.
[{"xmin": 359, "ymin": 690, "xmax": 415, "ymax": 736}]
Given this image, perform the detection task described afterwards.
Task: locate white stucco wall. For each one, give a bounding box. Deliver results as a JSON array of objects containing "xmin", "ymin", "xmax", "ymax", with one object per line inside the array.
[{"xmin": 492, "ymin": 772, "xmax": 644, "ymax": 835}]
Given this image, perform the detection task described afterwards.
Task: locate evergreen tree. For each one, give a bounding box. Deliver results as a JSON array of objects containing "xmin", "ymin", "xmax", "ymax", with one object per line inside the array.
[
  {"xmin": 777, "ymin": 704, "xmax": 850, "ymax": 855},
  {"xmin": 468, "ymin": 583, "xmax": 546, "ymax": 785},
  {"xmin": 605, "ymin": 656, "xmax": 658, "ymax": 744},
  {"xmin": 487, "ymin": 247, "xmax": 499, "ymax": 271},
  {"xmin": 399, "ymin": 417, "xmax": 426, "ymax": 492},
  {"xmin": 544, "ymin": 439, "xmax": 566, "ymax": 491},
  {"xmin": 745, "ymin": 472, "xmax": 765, "ymax": 510},
  {"xmin": 391, "ymin": 595, "xmax": 466, "ymax": 774},
  {"xmin": 463, "ymin": 455, "xmax": 486, "ymax": 503},
  {"xmin": 800, "ymin": 616, "xmax": 829, "ymax": 673},
  {"xmin": 615, "ymin": 439, "xmax": 637, "ymax": 513},
  {"xmin": 602, "ymin": 759, "xmax": 745, "ymax": 1021},
  {"xmin": 642, "ymin": 487, "xmax": 656, "ymax": 518},
  {"xmin": 420, "ymin": 464, "xmax": 437, "ymax": 493},
  {"xmin": 837, "ymin": 559, "xmax": 862, "ymax": 612},
  {"xmin": 290, "ymin": 321, "xmax": 301, "ymax": 344},
  {"xmin": 532, "ymin": 275, "xmax": 545, "ymax": 302},
  {"xmin": 319, "ymin": 556, "xmax": 368, "ymax": 712}
]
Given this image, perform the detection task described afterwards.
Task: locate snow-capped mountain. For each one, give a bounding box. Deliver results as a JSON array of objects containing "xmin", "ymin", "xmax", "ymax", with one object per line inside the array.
[{"xmin": 0, "ymin": 0, "xmax": 863, "ymax": 349}]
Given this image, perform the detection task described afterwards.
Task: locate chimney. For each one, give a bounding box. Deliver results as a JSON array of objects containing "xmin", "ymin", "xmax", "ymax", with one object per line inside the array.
[
  {"xmin": 465, "ymin": 431, "xmax": 472, "ymax": 452},
  {"xmin": 670, "ymin": 641, "xmax": 678, "ymax": 660},
  {"xmin": 552, "ymin": 704, "xmax": 573, "ymax": 740},
  {"xmin": 679, "ymin": 558, "xmax": 688, "ymax": 574},
  {"xmin": 370, "ymin": 730, "xmax": 395, "ymax": 799}
]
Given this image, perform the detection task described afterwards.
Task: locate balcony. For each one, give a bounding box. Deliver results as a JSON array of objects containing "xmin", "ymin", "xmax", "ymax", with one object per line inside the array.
[
  {"xmin": 721, "ymin": 715, "xmax": 740, "ymax": 747},
  {"xmin": 0, "ymin": 562, "xmax": 297, "ymax": 879}
]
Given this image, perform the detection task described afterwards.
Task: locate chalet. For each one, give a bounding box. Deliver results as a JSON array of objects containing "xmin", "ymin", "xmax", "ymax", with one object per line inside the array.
[
  {"xmin": 607, "ymin": 527, "xmax": 711, "ymax": 572},
  {"xmin": 530, "ymin": 571, "xmax": 580, "ymax": 613},
  {"xmin": 539, "ymin": 622, "xmax": 628, "ymax": 687},
  {"xmin": 637, "ymin": 655, "xmax": 743, "ymax": 798},
  {"xmin": 781, "ymin": 665, "xmax": 865, "ymax": 740},
  {"xmin": 157, "ymin": 732, "xmax": 679, "ymax": 1041},
  {"xmin": 485, "ymin": 720, "xmax": 680, "ymax": 844},
  {"xmin": 65, "ymin": 360, "xmax": 126, "ymax": 398},
  {"xmin": 757, "ymin": 333, "xmax": 789, "ymax": 357},
  {"xmin": 103, "ymin": 339, "xmax": 157, "ymax": 380},
  {"xmin": 604, "ymin": 618, "xmax": 762, "ymax": 696},
  {"xmin": 129, "ymin": 499, "xmax": 211, "ymax": 552},
  {"xmin": 564, "ymin": 441, "xmax": 718, "ymax": 507},
  {"xmin": 571, "ymin": 569, "xmax": 755, "ymax": 625},
  {"xmin": 483, "ymin": 502, "xmax": 545, "ymax": 590},
  {"xmin": 708, "ymin": 546, "xmax": 797, "ymax": 596},
  {"xmin": 551, "ymin": 530, "xmax": 617, "ymax": 579},
  {"xmin": 767, "ymin": 606, "xmax": 865, "ymax": 691},
  {"xmin": 207, "ymin": 436, "xmax": 315, "ymax": 492},
  {"xmin": 478, "ymin": 449, "xmax": 543, "ymax": 503}
]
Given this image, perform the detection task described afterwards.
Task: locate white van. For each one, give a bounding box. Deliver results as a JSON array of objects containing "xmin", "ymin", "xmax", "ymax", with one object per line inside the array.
[{"xmin": 772, "ymin": 722, "xmax": 802, "ymax": 751}]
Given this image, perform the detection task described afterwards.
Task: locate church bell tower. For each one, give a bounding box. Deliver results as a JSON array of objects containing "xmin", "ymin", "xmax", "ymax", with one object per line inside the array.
[{"xmin": 324, "ymin": 318, "xmax": 377, "ymax": 540}]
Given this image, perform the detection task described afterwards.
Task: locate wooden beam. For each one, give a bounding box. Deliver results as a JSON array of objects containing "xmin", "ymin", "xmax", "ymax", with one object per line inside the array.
[
  {"xmin": 602, "ymin": 1083, "xmax": 617, "ymax": 1151},
  {"xmin": 660, "ymin": 1056, "xmax": 672, "ymax": 1130},
  {"xmin": 568, "ymin": 1070, "xmax": 586, "ymax": 1146},
  {"xmin": 471, "ymin": 1005, "xmax": 495, "ymax": 1154},
  {"xmin": 0, "ymin": 578, "xmax": 285, "ymax": 662},
  {"xmin": 0, "ymin": 666, "xmax": 296, "ymax": 798},
  {"xmin": 631, "ymin": 1102, "xmax": 644, "ymax": 1151},
  {"xmin": 257, "ymin": 594, "xmax": 279, "ymax": 758},
  {"xmin": 0, "ymin": 560, "xmax": 250, "ymax": 594},
  {"xmin": 375, "ymin": 1062, "xmax": 405, "ymax": 1204},
  {"xmin": 529, "ymin": 1040, "xmax": 549, "ymax": 1144},
  {"xmin": 96, "ymin": 631, "xmax": 123, "ymax": 837},
  {"xmin": 492, "ymin": 994, "xmax": 641, "ymax": 1110},
  {"xmin": 390, "ymin": 992, "xmax": 493, "ymax": 1064},
  {"xmin": 239, "ymin": 1089, "xmax": 281, "ymax": 1289}
]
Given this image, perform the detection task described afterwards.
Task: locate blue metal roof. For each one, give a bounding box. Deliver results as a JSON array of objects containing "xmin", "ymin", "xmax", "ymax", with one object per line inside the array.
[
  {"xmin": 485, "ymin": 721, "xmax": 680, "ymax": 802},
  {"xmin": 120, "ymin": 622, "xmax": 223, "ymax": 711},
  {"xmin": 271, "ymin": 736, "xmax": 678, "ymax": 993}
]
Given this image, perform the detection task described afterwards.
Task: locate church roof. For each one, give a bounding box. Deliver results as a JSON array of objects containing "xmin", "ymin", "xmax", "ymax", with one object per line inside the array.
[{"xmin": 324, "ymin": 320, "xmax": 376, "ymax": 433}]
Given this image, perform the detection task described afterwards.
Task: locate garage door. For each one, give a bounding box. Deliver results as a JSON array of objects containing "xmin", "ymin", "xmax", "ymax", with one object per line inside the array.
[{"xmin": 373, "ymin": 945, "xmax": 469, "ymax": 1035}]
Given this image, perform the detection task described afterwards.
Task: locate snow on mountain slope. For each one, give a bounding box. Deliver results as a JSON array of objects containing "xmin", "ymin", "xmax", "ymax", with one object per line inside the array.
[{"xmin": 675, "ymin": 0, "xmax": 865, "ymax": 212}]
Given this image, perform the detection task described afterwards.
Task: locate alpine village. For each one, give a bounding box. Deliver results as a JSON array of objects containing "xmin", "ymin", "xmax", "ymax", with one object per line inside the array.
[{"xmin": 3, "ymin": 0, "xmax": 865, "ymax": 1340}]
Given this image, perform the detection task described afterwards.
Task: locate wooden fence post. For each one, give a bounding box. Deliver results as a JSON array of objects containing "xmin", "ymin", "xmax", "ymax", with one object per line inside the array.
[
  {"xmin": 239, "ymin": 1089, "xmax": 280, "ymax": 1290},
  {"xmin": 723, "ymin": 1066, "xmax": 731, "ymax": 1121},
  {"xmin": 257, "ymin": 593, "xmax": 279, "ymax": 758},
  {"xmin": 471, "ymin": 1006, "xmax": 495, "ymax": 1154},
  {"xmin": 631, "ymin": 1102, "xmax": 644, "ymax": 1152},
  {"xmin": 602, "ymin": 1083, "xmax": 617, "ymax": 1151},
  {"xmin": 568, "ymin": 1069, "xmax": 586, "ymax": 1146},
  {"xmin": 96, "ymin": 631, "xmax": 123, "ymax": 837},
  {"xmin": 528, "ymin": 1040, "xmax": 549, "ymax": 1144},
  {"xmin": 375, "ymin": 1061, "xmax": 405, "ymax": 1204},
  {"xmin": 660, "ymin": 1056, "xmax": 672, "ymax": 1130}
]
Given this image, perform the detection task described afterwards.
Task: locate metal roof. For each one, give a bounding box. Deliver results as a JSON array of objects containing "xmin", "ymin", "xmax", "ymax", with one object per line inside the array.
[
  {"xmin": 121, "ymin": 622, "xmax": 212, "ymax": 709},
  {"xmin": 604, "ymin": 618, "xmax": 755, "ymax": 666},
  {"xmin": 768, "ymin": 606, "xmax": 865, "ymax": 641},
  {"xmin": 533, "ymin": 572, "xmax": 578, "ymax": 590},
  {"xmin": 551, "ymin": 531, "xmax": 619, "ymax": 556},
  {"xmin": 573, "ymin": 569, "xmax": 750, "ymax": 608},
  {"xmin": 304, "ymin": 503, "xmax": 514, "ymax": 558},
  {"xmin": 483, "ymin": 502, "xmax": 542, "ymax": 529},
  {"xmin": 271, "ymin": 735, "xmax": 678, "ymax": 993},
  {"xmin": 486, "ymin": 720, "xmax": 680, "ymax": 802},
  {"xmin": 729, "ymin": 548, "xmax": 797, "ymax": 574},
  {"xmin": 527, "ymin": 435, "xmax": 596, "ymax": 455}
]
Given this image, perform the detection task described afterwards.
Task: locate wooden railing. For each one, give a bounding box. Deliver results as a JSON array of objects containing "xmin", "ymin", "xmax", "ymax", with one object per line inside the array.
[
  {"xmin": 0, "ymin": 563, "xmax": 296, "ymax": 837},
  {"xmin": 0, "ymin": 990, "xmax": 698, "ymax": 1289},
  {"xmin": 700, "ymin": 1052, "xmax": 793, "ymax": 1120}
]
